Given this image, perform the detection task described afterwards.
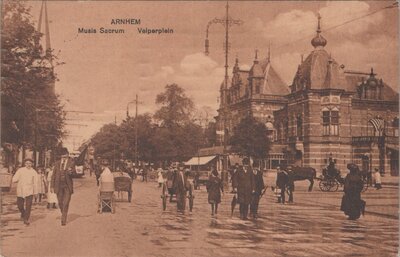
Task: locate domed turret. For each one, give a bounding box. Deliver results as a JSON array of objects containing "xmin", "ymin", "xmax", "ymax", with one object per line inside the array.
[{"xmin": 311, "ymin": 14, "xmax": 327, "ymax": 48}]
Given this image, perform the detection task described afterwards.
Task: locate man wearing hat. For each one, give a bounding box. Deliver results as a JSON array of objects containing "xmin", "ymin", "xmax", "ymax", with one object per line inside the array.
[
  {"xmin": 12, "ymin": 158, "xmax": 38, "ymax": 225},
  {"xmin": 233, "ymin": 157, "xmax": 255, "ymax": 220},
  {"xmin": 173, "ymin": 163, "xmax": 190, "ymax": 212},
  {"xmin": 51, "ymin": 148, "xmax": 75, "ymax": 226}
]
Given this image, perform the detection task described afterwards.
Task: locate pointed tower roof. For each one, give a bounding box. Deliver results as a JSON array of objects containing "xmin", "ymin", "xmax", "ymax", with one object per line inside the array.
[{"xmin": 249, "ymin": 49, "xmax": 263, "ymax": 78}]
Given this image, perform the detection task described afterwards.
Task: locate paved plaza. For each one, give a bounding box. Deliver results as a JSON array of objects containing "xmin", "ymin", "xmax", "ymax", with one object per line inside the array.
[{"xmin": 1, "ymin": 175, "xmax": 398, "ymax": 257}]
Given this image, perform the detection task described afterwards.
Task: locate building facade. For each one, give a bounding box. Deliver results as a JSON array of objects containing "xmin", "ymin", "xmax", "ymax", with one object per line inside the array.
[{"xmin": 216, "ymin": 16, "xmax": 399, "ymax": 175}]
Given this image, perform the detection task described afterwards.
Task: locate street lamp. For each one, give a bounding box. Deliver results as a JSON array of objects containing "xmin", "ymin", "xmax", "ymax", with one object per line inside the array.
[{"xmin": 204, "ymin": 1, "xmax": 243, "ymax": 183}]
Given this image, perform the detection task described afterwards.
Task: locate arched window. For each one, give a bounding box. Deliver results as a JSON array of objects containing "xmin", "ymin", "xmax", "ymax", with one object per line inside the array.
[{"xmin": 322, "ymin": 107, "xmax": 339, "ymax": 136}]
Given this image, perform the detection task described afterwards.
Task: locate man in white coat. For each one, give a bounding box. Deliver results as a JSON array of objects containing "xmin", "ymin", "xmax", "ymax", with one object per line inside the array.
[{"xmin": 12, "ymin": 158, "xmax": 38, "ymax": 225}]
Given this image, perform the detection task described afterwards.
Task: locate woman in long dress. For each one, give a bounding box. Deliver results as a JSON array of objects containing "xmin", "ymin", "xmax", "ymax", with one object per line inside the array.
[
  {"xmin": 341, "ymin": 163, "xmax": 365, "ymax": 220},
  {"xmin": 157, "ymin": 168, "xmax": 164, "ymax": 187},
  {"xmin": 206, "ymin": 169, "xmax": 223, "ymax": 216},
  {"xmin": 46, "ymin": 167, "xmax": 58, "ymax": 209}
]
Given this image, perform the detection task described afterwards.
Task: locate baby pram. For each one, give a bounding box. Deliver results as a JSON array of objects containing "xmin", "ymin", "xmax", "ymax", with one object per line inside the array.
[{"xmin": 98, "ymin": 182, "xmax": 115, "ymax": 214}]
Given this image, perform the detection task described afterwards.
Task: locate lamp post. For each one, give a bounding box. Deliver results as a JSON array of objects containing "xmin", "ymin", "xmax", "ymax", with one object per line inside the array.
[{"xmin": 204, "ymin": 1, "xmax": 243, "ymax": 184}]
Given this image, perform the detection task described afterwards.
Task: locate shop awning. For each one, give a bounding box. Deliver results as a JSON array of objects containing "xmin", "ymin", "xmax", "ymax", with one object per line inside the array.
[{"xmin": 185, "ymin": 155, "xmax": 217, "ymax": 166}]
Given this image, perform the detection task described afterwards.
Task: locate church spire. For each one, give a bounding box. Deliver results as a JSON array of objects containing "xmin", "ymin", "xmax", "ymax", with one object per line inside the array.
[
  {"xmin": 311, "ymin": 13, "xmax": 327, "ymax": 48},
  {"xmin": 253, "ymin": 49, "xmax": 259, "ymax": 64}
]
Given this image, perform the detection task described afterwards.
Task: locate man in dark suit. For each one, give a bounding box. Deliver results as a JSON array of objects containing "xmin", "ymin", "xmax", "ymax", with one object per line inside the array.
[
  {"xmin": 233, "ymin": 158, "xmax": 255, "ymax": 220},
  {"xmin": 276, "ymin": 166, "xmax": 288, "ymax": 204},
  {"xmin": 250, "ymin": 162, "xmax": 265, "ymax": 219},
  {"xmin": 51, "ymin": 148, "xmax": 75, "ymax": 226},
  {"xmin": 173, "ymin": 163, "xmax": 190, "ymax": 212}
]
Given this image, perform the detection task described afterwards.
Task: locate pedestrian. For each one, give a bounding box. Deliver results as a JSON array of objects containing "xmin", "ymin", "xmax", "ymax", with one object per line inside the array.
[
  {"xmin": 34, "ymin": 166, "xmax": 47, "ymax": 203},
  {"xmin": 173, "ymin": 163, "xmax": 190, "ymax": 212},
  {"xmin": 46, "ymin": 167, "xmax": 58, "ymax": 209},
  {"xmin": 229, "ymin": 163, "xmax": 240, "ymax": 193},
  {"xmin": 233, "ymin": 157, "xmax": 255, "ymax": 220},
  {"xmin": 206, "ymin": 168, "xmax": 223, "ymax": 216},
  {"xmin": 286, "ymin": 166, "xmax": 295, "ymax": 203},
  {"xmin": 340, "ymin": 163, "xmax": 365, "ymax": 220},
  {"xmin": 94, "ymin": 158, "xmax": 102, "ymax": 186},
  {"xmin": 51, "ymin": 148, "xmax": 75, "ymax": 226},
  {"xmin": 250, "ymin": 162, "xmax": 265, "ymax": 219},
  {"xmin": 12, "ymin": 158, "xmax": 38, "ymax": 225},
  {"xmin": 99, "ymin": 160, "xmax": 114, "ymax": 184},
  {"xmin": 276, "ymin": 166, "xmax": 288, "ymax": 204},
  {"xmin": 166, "ymin": 166, "xmax": 176, "ymax": 202},
  {"xmin": 193, "ymin": 170, "xmax": 200, "ymax": 190},
  {"xmin": 373, "ymin": 168, "xmax": 382, "ymax": 190},
  {"xmin": 157, "ymin": 168, "xmax": 164, "ymax": 187}
]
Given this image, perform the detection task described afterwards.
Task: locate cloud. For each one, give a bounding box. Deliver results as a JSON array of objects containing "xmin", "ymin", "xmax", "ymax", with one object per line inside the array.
[
  {"xmin": 272, "ymin": 52, "xmax": 302, "ymax": 85},
  {"xmin": 180, "ymin": 52, "xmax": 219, "ymax": 76},
  {"xmin": 260, "ymin": 10, "xmax": 316, "ymax": 46},
  {"xmin": 260, "ymin": 1, "xmax": 384, "ymax": 46},
  {"xmin": 320, "ymin": 2, "xmax": 384, "ymax": 37}
]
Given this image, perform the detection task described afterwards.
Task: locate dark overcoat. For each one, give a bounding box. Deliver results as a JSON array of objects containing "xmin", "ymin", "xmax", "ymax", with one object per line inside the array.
[
  {"xmin": 341, "ymin": 172, "xmax": 364, "ymax": 218},
  {"xmin": 234, "ymin": 166, "xmax": 255, "ymax": 204},
  {"xmin": 206, "ymin": 175, "xmax": 223, "ymax": 204},
  {"xmin": 173, "ymin": 170, "xmax": 190, "ymax": 195},
  {"xmin": 51, "ymin": 158, "xmax": 75, "ymax": 194},
  {"xmin": 253, "ymin": 169, "xmax": 265, "ymax": 195},
  {"xmin": 276, "ymin": 171, "xmax": 289, "ymax": 189}
]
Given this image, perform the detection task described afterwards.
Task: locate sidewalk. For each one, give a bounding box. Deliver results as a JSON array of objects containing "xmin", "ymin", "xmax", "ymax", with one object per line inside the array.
[{"xmin": 262, "ymin": 171, "xmax": 399, "ymax": 220}]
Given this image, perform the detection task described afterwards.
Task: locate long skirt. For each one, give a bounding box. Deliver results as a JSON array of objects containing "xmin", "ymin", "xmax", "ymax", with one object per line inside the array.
[{"xmin": 340, "ymin": 194, "xmax": 365, "ymax": 219}]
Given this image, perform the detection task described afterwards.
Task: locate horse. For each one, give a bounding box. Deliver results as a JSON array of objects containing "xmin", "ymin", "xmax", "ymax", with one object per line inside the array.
[{"xmin": 283, "ymin": 166, "xmax": 317, "ymax": 192}]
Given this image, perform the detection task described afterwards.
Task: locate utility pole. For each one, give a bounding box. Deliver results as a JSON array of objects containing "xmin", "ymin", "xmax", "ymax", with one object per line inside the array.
[
  {"xmin": 113, "ymin": 114, "xmax": 117, "ymax": 171},
  {"xmin": 135, "ymin": 94, "xmax": 139, "ymax": 168},
  {"xmin": 204, "ymin": 1, "xmax": 243, "ymax": 182},
  {"xmin": 126, "ymin": 94, "xmax": 142, "ymax": 167}
]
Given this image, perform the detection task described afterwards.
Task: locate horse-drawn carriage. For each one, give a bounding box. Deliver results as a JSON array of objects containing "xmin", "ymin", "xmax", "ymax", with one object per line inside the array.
[
  {"xmin": 114, "ymin": 172, "xmax": 132, "ymax": 202},
  {"xmin": 318, "ymin": 168, "xmax": 369, "ymax": 192},
  {"xmin": 160, "ymin": 171, "xmax": 194, "ymax": 211}
]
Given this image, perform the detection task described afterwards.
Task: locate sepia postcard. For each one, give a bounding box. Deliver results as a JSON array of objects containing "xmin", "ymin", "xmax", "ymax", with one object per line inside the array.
[{"xmin": 1, "ymin": 1, "xmax": 399, "ymax": 256}]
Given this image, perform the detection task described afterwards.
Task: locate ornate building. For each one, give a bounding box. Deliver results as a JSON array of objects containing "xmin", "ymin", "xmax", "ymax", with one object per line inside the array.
[{"xmin": 216, "ymin": 15, "xmax": 399, "ymax": 175}]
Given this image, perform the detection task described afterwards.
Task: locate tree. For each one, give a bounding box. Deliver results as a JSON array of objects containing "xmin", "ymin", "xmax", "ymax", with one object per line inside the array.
[
  {"xmin": 90, "ymin": 123, "xmax": 123, "ymax": 161},
  {"xmin": 204, "ymin": 121, "xmax": 217, "ymax": 147},
  {"xmin": 119, "ymin": 113, "xmax": 155, "ymax": 163},
  {"xmin": 229, "ymin": 115, "xmax": 271, "ymax": 161},
  {"xmin": 154, "ymin": 84, "xmax": 194, "ymax": 127},
  {"xmin": 153, "ymin": 84, "xmax": 204, "ymax": 162},
  {"xmin": 1, "ymin": 1, "xmax": 65, "ymax": 150}
]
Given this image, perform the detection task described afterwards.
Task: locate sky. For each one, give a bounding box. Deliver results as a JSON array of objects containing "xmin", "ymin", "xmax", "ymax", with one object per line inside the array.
[{"xmin": 24, "ymin": 1, "xmax": 399, "ymax": 150}]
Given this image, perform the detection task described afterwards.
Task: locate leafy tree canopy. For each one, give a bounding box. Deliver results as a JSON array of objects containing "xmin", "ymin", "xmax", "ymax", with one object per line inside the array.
[
  {"xmin": 229, "ymin": 115, "xmax": 271, "ymax": 160},
  {"xmin": 1, "ymin": 1, "xmax": 65, "ymax": 149}
]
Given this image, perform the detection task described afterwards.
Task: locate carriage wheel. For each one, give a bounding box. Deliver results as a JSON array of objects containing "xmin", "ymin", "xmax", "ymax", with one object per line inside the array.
[
  {"xmin": 97, "ymin": 195, "xmax": 102, "ymax": 214},
  {"xmin": 319, "ymin": 180, "xmax": 332, "ymax": 192},
  {"xmin": 330, "ymin": 180, "xmax": 339, "ymax": 192},
  {"xmin": 162, "ymin": 183, "xmax": 167, "ymax": 211},
  {"xmin": 111, "ymin": 197, "xmax": 115, "ymax": 214}
]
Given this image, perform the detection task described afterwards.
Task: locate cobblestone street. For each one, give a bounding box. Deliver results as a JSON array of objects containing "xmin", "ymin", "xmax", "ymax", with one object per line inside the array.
[{"xmin": 1, "ymin": 174, "xmax": 398, "ymax": 257}]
